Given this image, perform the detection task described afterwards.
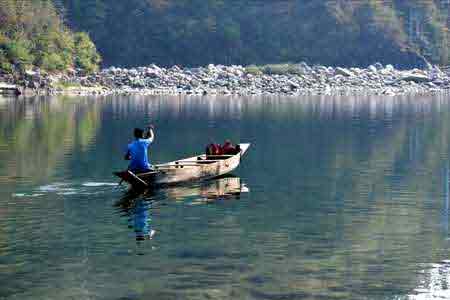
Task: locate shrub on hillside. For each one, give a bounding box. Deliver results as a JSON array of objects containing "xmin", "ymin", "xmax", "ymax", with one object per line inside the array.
[
  {"xmin": 74, "ymin": 32, "xmax": 101, "ymax": 73},
  {"xmin": 6, "ymin": 39, "xmax": 34, "ymax": 69},
  {"xmin": 0, "ymin": 49, "xmax": 12, "ymax": 73},
  {"xmin": 0, "ymin": 0, "xmax": 101, "ymax": 74},
  {"xmin": 35, "ymin": 30, "xmax": 74, "ymax": 71},
  {"xmin": 41, "ymin": 53, "xmax": 67, "ymax": 71}
]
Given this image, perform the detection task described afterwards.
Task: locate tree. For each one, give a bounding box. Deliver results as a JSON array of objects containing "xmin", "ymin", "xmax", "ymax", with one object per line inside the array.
[{"xmin": 0, "ymin": 0, "xmax": 101, "ymax": 74}]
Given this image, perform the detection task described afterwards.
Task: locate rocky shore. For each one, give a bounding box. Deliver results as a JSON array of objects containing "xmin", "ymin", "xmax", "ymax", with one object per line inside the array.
[{"xmin": 1, "ymin": 62, "xmax": 450, "ymax": 97}]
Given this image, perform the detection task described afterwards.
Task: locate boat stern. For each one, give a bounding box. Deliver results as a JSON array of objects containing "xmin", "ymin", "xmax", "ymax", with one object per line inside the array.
[{"xmin": 239, "ymin": 143, "xmax": 251, "ymax": 156}]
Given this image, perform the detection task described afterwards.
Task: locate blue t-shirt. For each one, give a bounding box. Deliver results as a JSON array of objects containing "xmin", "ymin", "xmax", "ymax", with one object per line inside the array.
[{"xmin": 127, "ymin": 138, "xmax": 152, "ymax": 172}]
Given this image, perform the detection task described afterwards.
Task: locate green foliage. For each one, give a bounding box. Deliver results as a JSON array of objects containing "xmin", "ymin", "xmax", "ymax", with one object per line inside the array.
[
  {"xmin": 245, "ymin": 65, "xmax": 262, "ymax": 75},
  {"xmin": 40, "ymin": 53, "xmax": 66, "ymax": 71},
  {"xmin": 6, "ymin": 39, "xmax": 34, "ymax": 68},
  {"xmin": 62, "ymin": 0, "xmax": 449, "ymax": 67},
  {"xmin": 262, "ymin": 64, "xmax": 291, "ymax": 75},
  {"xmin": 0, "ymin": 32, "xmax": 12, "ymax": 72},
  {"xmin": 245, "ymin": 64, "xmax": 308, "ymax": 75},
  {"xmin": 74, "ymin": 32, "xmax": 101, "ymax": 73},
  {"xmin": 0, "ymin": 49, "xmax": 13, "ymax": 72},
  {"xmin": 0, "ymin": 0, "xmax": 100, "ymax": 74},
  {"xmin": 3, "ymin": 0, "xmax": 447, "ymax": 70},
  {"xmin": 35, "ymin": 29, "xmax": 75, "ymax": 71}
]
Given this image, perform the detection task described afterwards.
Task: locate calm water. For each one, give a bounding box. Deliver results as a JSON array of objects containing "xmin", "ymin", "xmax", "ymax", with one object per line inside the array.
[{"xmin": 1, "ymin": 94, "xmax": 450, "ymax": 299}]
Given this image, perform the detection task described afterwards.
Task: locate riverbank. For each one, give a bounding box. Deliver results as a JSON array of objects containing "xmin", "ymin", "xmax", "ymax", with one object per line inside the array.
[{"xmin": 1, "ymin": 63, "xmax": 450, "ymax": 97}]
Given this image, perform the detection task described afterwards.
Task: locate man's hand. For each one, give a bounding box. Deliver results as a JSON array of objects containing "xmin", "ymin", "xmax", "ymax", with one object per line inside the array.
[{"xmin": 145, "ymin": 124, "xmax": 155, "ymax": 141}]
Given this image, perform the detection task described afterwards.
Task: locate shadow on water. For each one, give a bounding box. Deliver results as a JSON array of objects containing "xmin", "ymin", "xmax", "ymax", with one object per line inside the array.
[{"xmin": 113, "ymin": 175, "xmax": 249, "ymax": 243}]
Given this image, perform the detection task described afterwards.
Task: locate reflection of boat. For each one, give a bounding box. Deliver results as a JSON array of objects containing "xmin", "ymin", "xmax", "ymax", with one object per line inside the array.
[
  {"xmin": 114, "ymin": 143, "xmax": 250, "ymax": 189},
  {"xmin": 166, "ymin": 176, "xmax": 249, "ymax": 201},
  {"xmin": 114, "ymin": 176, "xmax": 248, "ymax": 241}
]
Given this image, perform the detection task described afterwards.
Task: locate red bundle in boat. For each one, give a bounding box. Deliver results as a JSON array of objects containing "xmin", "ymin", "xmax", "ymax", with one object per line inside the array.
[{"xmin": 206, "ymin": 143, "xmax": 223, "ymax": 155}]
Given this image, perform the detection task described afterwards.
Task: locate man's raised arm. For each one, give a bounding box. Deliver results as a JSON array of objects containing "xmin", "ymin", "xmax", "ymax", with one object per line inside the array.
[{"xmin": 145, "ymin": 125, "xmax": 155, "ymax": 143}]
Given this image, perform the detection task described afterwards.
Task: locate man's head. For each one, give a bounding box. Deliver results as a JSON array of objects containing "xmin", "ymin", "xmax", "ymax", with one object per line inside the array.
[{"xmin": 134, "ymin": 128, "xmax": 144, "ymax": 139}]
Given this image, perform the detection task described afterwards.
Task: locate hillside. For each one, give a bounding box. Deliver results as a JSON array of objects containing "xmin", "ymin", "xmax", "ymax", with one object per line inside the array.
[
  {"xmin": 0, "ymin": 0, "xmax": 100, "ymax": 74},
  {"xmin": 0, "ymin": 1, "xmax": 448, "ymax": 74},
  {"xmin": 60, "ymin": 0, "xmax": 449, "ymax": 69}
]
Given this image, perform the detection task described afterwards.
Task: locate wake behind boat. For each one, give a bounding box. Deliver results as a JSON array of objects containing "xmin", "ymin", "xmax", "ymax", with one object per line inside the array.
[{"xmin": 114, "ymin": 143, "xmax": 250, "ymax": 189}]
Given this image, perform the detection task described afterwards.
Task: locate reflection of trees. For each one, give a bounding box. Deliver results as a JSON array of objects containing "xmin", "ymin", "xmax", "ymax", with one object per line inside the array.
[
  {"xmin": 0, "ymin": 97, "xmax": 103, "ymax": 299},
  {"xmin": 105, "ymin": 95, "xmax": 450, "ymax": 298},
  {"xmin": 0, "ymin": 96, "xmax": 101, "ymax": 183},
  {"xmin": 235, "ymin": 95, "xmax": 450, "ymax": 298},
  {"xmin": 3, "ymin": 95, "xmax": 450, "ymax": 299}
]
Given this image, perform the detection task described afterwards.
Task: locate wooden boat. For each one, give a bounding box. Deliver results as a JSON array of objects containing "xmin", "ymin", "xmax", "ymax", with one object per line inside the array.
[{"xmin": 114, "ymin": 143, "xmax": 250, "ymax": 189}]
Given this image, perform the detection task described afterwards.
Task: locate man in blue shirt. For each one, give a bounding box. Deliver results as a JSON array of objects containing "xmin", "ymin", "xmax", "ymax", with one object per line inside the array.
[{"xmin": 124, "ymin": 125, "xmax": 155, "ymax": 173}]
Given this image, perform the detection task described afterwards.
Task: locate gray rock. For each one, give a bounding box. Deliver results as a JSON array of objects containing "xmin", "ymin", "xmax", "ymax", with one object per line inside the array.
[
  {"xmin": 298, "ymin": 62, "xmax": 309, "ymax": 69},
  {"xmin": 368, "ymin": 65, "xmax": 378, "ymax": 73},
  {"xmin": 314, "ymin": 65, "xmax": 328, "ymax": 73},
  {"xmin": 25, "ymin": 69, "xmax": 37, "ymax": 77},
  {"xmin": 374, "ymin": 62, "xmax": 384, "ymax": 70},
  {"xmin": 0, "ymin": 82, "xmax": 21, "ymax": 95},
  {"xmin": 380, "ymin": 65, "xmax": 395, "ymax": 76},
  {"xmin": 294, "ymin": 62, "xmax": 311, "ymax": 75},
  {"xmin": 149, "ymin": 64, "xmax": 161, "ymax": 71},
  {"xmin": 288, "ymin": 80, "xmax": 299, "ymax": 89},
  {"xmin": 29, "ymin": 81, "xmax": 40, "ymax": 89},
  {"xmin": 350, "ymin": 68, "xmax": 363, "ymax": 75},
  {"xmin": 399, "ymin": 73, "xmax": 430, "ymax": 83},
  {"xmin": 335, "ymin": 67, "xmax": 353, "ymax": 77},
  {"xmin": 145, "ymin": 69, "xmax": 160, "ymax": 78},
  {"xmin": 18, "ymin": 61, "xmax": 449, "ymax": 96},
  {"xmin": 129, "ymin": 69, "xmax": 138, "ymax": 76},
  {"xmin": 433, "ymin": 79, "xmax": 445, "ymax": 86}
]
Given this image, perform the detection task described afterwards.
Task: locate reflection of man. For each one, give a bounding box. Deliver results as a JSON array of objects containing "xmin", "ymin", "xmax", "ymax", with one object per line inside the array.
[
  {"xmin": 132, "ymin": 199, "xmax": 156, "ymax": 241},
  {"xmin": 124, "ymin": 125, "xmax": 155, "ymax": 173}
]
